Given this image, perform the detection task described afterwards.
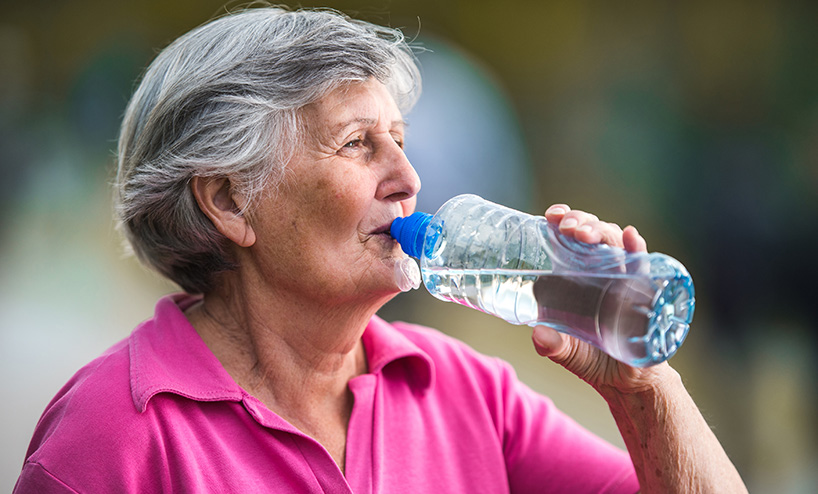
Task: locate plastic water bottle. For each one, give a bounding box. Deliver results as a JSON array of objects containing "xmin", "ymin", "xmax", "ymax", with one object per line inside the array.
[{"xmin": 390, "ymin": 194, "xmax": 694, "ymax": 367}]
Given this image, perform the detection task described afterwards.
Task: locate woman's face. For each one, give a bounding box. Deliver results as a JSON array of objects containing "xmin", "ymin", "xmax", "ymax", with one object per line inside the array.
[{"xmin": 246, "ymin": 78, "xmax": 421, "ymax": 304}]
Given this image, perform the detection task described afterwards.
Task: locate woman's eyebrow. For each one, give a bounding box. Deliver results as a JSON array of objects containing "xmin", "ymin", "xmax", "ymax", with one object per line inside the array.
[{"xmin": 331, "ymin": 118, "xmax": 407, "ymax": 134}]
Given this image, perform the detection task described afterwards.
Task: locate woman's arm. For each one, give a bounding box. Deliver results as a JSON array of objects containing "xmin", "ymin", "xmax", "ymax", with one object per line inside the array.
[
  {"xmin": 594, "ymin": 364, "xmax": 746, "ymax": 493},
  {"xmin": 532, "ymin": 204, "xmax": 747, "ymax": 493}
]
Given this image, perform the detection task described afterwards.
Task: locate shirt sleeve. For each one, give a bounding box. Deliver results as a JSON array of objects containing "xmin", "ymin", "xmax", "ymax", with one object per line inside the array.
[
  {"xmin": 495, "ymin": 359, "xmax": 640, "ymax": 494},
  {"xmin": 14, "ymin": 462, "xmax": 79, "ymax": 494}
]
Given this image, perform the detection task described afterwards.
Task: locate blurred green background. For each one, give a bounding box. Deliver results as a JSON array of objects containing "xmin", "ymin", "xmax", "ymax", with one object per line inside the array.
[{"xmin": 2, "ymin": 1, "xmax": 816, "ymax": 492}]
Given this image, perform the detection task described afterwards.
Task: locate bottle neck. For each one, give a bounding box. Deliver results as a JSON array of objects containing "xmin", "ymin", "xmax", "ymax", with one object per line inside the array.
[{"xmin": 390, "ymin": 212, "xmax": 432, "ymax": 258}]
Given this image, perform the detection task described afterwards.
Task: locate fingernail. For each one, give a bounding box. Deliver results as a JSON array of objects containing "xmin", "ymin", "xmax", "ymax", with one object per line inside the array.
[
  {"xmin": 532, "ymin": 325, "xmax": 547, "ymax": 345},
  {"xmin": 548, "ymin": 206, "xmax": 566, "ymax": 215},
  {"xmin": 576, "ymin": 224, "xmax": 592, "ymax": 233},
  {"xmin": 561, "ymin": 218, "xmax": 577, "ymax": 228}
]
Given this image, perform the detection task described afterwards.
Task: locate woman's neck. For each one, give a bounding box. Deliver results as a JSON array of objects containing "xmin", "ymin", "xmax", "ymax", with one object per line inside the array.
[
  {"xmin": 186, "ymin": 282, "xmax": 372, "ymax": 404},
  {"xmin": 185, "ymin": 281, "xmax": 375, "ymax": 473}
]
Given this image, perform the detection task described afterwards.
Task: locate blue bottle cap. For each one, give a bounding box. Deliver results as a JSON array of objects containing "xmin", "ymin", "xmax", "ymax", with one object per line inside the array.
[{"xmin": 390, "ymin": 212, "xmax": 432, "ymax": 258}]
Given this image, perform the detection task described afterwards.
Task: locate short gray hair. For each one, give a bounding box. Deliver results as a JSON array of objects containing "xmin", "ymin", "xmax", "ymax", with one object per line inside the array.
[{"xmin": 115, "ymin": 6, "xmax": 422, "ymax": 294}]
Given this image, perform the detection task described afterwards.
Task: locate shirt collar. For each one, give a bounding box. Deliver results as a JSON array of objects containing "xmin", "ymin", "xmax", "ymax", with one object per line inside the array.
[
  {"xmin": 129, "ymin": 293, "xmax": 243, "ymax": 413},
  {"xmin": 362, "ymin": 315, "xmax": 435, "ymax": 393},
  {"xmin": 130, "ymin": 295, "xmax": 435, "ymax": 412}
]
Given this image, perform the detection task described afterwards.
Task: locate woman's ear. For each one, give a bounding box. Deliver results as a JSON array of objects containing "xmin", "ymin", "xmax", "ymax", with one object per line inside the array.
[{"xmin": 191, "ymin": 176, "xmax": 256, "ymax": 248}]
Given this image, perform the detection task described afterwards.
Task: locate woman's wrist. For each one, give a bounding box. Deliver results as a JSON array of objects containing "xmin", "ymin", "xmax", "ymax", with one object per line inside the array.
[{"xmin": 594, "ymin": 362, "xmax": 683, "ymax": 403}]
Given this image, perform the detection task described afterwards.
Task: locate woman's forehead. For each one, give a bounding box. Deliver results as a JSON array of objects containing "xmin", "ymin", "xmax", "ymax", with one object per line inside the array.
[{"xmin": 306, "ymin": 80, "xmax": 402, "ymax": 128}]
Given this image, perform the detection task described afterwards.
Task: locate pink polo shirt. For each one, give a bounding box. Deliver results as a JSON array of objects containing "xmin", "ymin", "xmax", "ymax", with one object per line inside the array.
[{"xmin": 15, "ymin": 294, "xmax": 638, "ymax": 493}]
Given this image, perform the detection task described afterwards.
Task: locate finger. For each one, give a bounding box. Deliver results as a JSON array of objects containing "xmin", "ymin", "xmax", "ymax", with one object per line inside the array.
[
  {"xmin": 622, "ymin": 225, "xmax": 647, "ymax": 253},
  {"xmin": 531, "ymin": 325, "xmax": 568, "ymax": 357},
  {"xmin": 557, "ymin": 211, "xmax": 599, "ymax": 235},
  {"xmin": 544, "ymin": 204, "xmax": 571, "ymax": 224},
  {"xmin": 600, "ymin": 222, "xmax": 624, "ymax": 247},
  {"xmin": 576, "ymin": 221, "xmax": 625, "ymax": 247}
]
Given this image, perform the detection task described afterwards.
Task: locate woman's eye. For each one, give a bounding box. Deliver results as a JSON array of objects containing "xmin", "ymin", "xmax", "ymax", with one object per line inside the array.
[{"xmin": 343, "ymin": 138, "xmax": 362, "ymax": 148}]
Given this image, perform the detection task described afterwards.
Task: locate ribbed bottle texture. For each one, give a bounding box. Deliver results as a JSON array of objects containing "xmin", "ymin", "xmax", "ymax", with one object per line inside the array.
[{"xmin": 390, "ymin": 194, "xmax": 695, "ymax": 367}]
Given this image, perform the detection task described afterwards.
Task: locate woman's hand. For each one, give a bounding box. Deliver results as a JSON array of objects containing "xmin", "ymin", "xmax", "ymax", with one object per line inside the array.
[
  {"xmin": 530, "ymin": 204, "xmax": 671, "ymax": 394},
  {"xmin": 532, "ymin": 204, "xmax": 748, "ymax": 493}
]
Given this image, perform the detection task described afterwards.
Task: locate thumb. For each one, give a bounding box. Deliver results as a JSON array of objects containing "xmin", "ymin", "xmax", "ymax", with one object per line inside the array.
[{"xmin": 531, "ymin": 325, "xmax": 570, "ymax": 358}]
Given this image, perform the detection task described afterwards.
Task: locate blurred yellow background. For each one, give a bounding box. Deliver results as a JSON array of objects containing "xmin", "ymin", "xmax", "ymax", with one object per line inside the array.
[{"xmin": 2, "ymin": 1, "xmax": 816, "ymax": 492}]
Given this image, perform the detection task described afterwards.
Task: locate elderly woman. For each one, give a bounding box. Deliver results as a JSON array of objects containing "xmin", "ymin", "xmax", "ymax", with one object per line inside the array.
[{"xmin": 15, "ymin": 7, "xmax": 745, "ymax": 494}]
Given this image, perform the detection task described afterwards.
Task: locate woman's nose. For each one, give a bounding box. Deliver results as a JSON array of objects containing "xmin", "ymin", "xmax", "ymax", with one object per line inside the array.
[{"xmin": 375, "ymin": 142, "xmax": 421, "ymax": 202}]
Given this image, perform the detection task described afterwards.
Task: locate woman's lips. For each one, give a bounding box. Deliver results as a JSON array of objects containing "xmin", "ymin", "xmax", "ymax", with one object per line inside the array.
[
  {"xmin": 368, "ymin": 222, "xmax": 401, "ymax": 250},
  {"xmin": 372, "ymin": 221, "xmax": 394, "ymax": 236}
]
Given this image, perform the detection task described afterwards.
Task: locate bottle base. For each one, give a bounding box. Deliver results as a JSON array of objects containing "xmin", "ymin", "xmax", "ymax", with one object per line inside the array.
[{"xmin": 627, "ymin": 274, "xmax": 695, "ymax": 367}]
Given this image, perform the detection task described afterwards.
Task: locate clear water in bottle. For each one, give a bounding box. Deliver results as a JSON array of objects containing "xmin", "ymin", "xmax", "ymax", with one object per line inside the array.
[
  {"xmin": 390, "ymin": 194, "xmax": 695, "ymax": 367},
  {"xmin": 424, "ymin": 267, "xmax": 692, "ymax": 367}
]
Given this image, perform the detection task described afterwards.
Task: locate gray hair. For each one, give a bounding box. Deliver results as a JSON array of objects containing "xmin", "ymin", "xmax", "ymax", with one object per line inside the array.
[{"xmin": 115, "ymin": 6, "xmax": 422, "ymax": 294}]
